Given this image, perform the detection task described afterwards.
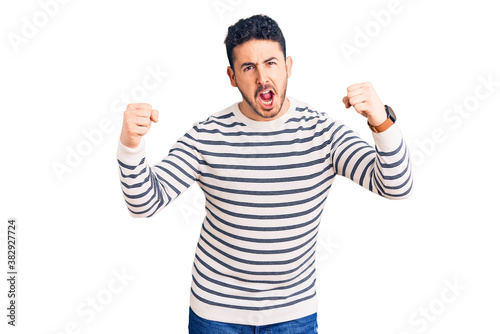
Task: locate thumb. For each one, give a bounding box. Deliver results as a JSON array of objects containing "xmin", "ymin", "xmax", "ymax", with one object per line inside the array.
[
  {"xmin": 150, "ymin": 109, "xmax": 159, "ymax": 123},
  {"xmin": 342, "ymin": 96, "xmax": 351, "ymax": 108}
]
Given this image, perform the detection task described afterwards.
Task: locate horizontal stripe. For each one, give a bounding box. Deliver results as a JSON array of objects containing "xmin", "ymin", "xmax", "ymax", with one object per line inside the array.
[
  {"xmin": 202, "ymin": 223, "xmax": 318, "ymax": 255},
  {"xmin": 205, "ymin": 206, "xmax": 323, "ymax": 232},
  {"xmin": 198, "ymin": 162, "xmax": 333, "ymax": 183},
  {"xmin": 118, "ymin": 164, "xmax": 147, "ymax": 179},
  {"xmin": 191, "ymin": 287, "xmax": 316, "ymax": 311},
  {"xmin": 205, "ymin": 196, "xmax": 327, "ymax": 220},
  {"xmin": 199, "ymin": 233, "xmax": 317, "ymax": 265},
  {"xmin": 193, "ymin": 119, "xmax": 329, "ymax": 137},
  {"xmin": 201, "ymin": 183, "xmax": 331, "ymax": 208},
  {"xmin": 184, "ymin": 141, "xmax": 334, "ymax": 160},
  {"xmin": 192, "ymin": 274, "xmax": 316, "ymax": 301},
  {"xmin": 198, "ymin": 173, "xmax": 335, "ymax": 196},
  {"xmin": 198, "ymin": 153, "xmax": 331, "ymax": 171},
  {"xmin": 117, "ymin": 157, "xmax": 145, "ymax": 170},
  {"xmin": 205, "ymin": 216, "xmax": 319, "ymax": 243},
  {"xmin": 197, "ymin": 242, "xmax": 316, "ymax": 275},
  {"xmin": 376, "ymin": 139, "xmax": 403, "ymax": 156},
  {"xmin": 187, "ymin": 121, "xmax": 333, "ymax": 147},
  {"xmin": 194, "ymin": 254, "xmax": 316, "ymax": 285},
  {"xmin": 376, "ymin": 145, "xmax": 409, "ymax": 169}
]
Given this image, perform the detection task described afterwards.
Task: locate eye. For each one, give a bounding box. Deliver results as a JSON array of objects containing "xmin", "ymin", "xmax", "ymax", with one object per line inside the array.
[
  {"xmin": 268, "ymin": 61, "xmax": 276, "ymax": 66},
  {"xmin": 243, "ymin": 65, "xmax": 253, "ymax": 71}
]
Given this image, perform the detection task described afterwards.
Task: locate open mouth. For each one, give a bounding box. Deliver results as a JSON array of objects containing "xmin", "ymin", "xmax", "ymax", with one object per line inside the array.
[{"xmin": 258, "ymin": 90, "xmax": 275, "ymax": 109}]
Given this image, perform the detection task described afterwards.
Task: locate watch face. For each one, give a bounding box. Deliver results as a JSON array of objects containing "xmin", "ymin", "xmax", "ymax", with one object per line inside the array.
[{"xmin": 387, "ymin": 106, "xmax": 397, "ymax": 121}]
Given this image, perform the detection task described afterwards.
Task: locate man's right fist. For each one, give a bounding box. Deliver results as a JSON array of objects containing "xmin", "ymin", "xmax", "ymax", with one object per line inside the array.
[{"xmin": 120, "ymin": 103, "xmax": 159, "ymax": 149}]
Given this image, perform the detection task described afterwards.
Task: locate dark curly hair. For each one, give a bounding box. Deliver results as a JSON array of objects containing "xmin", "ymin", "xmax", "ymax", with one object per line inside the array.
[{"xmin": 224, "ymin": 14, "xmax": 286, "ymax": 70}]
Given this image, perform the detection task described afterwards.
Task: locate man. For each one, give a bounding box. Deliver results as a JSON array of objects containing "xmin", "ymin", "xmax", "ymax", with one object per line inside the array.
[{"xmin": 117, "ymin": 14, "xmax": 412, "ymax": 333}]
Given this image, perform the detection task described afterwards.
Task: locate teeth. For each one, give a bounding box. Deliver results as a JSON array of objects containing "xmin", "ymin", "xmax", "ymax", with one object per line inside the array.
[{"xmin": 259, "ymin": 90, "xmax": 273, "ymax": 106}]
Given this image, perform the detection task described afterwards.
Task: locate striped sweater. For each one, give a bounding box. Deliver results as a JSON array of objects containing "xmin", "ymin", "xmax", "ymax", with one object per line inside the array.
[{"xmin": 116, "ymin": 96, "xmax": 413, "ymax": 325}]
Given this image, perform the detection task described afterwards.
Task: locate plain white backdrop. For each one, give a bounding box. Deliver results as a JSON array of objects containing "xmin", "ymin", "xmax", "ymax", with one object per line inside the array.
[{"xmin": 1, "ymin": 0, "xmax": 499, "ymax": 333}]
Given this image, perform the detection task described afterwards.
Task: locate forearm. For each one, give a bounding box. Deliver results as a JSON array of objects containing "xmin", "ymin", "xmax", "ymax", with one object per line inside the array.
[
  {"xmin": 331, "ymin": 123, "xmax": 413, "ymax": 199},
  {"xmin": 116, "ymin": 136, "xmax": 200, "ymax": 217},
  {"xmin": 370, "ymin": 125, "xmax": 413, "ymax": 199},
  {"xmin": 117, "ymin": 138, "xmax": 169, "ymax": 217}
]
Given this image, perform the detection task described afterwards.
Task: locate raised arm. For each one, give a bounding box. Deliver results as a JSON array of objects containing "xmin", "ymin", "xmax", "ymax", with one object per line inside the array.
[
  {"xmin": 117, "ymin": 103, "xmax": 200, "ymax": 217},
  {"xmin": 331, "ymin": 82, "xmax": 413, "ymax": 199}
]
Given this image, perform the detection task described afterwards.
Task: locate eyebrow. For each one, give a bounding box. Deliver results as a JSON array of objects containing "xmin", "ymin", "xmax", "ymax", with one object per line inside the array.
[{"xmin": 240, "ymin": 57, "xmax": 278, "ymax": 69}]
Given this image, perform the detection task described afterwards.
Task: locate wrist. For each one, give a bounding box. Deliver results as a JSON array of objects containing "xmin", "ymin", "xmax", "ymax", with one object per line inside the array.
[
  {"xmin": 367, "ymin": 115, "xmax": 387, "ymax": 127},
  {"xmin": 368, "ymin": 105, "xmax": 397, "ymax": 133},
  {"xmin": 120, "ymin": 131, "xmax": 139, "ymax": 149},
  {"xmin": 367, "ymin": 105, "xmax": 388, "ymax": 126}
]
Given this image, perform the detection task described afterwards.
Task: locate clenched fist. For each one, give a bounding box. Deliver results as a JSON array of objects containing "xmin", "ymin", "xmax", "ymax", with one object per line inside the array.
[
  {"xmin": 342, "ymin": 82, "xmax": 386, "ymax": 127},
  {"xmin": 120, "ymin": 103, "xmax": 159, "ymax": 149}
]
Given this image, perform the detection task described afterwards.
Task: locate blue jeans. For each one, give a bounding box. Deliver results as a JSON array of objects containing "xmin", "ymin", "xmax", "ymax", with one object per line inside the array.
[{"xmin": 188, "ymin": 307, "xmax": 318, "ymax": 334}]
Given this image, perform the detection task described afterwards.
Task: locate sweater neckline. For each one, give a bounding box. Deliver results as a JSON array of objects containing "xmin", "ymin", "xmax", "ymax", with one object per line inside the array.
[{"xmin": 231, "ymin": 96, "xmax": 298, "ymax": 130}]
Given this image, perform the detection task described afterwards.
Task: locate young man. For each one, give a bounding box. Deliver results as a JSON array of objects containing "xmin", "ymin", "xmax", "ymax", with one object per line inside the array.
[{"xmin": 117, "ymin": 14, "xmax": 412, "ymax": 333}]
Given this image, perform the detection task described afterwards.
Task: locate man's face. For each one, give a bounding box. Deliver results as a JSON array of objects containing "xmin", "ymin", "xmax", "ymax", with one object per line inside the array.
[{"xmin": 227, "ymin": 39, "xmax": 293, "ymax": 121}]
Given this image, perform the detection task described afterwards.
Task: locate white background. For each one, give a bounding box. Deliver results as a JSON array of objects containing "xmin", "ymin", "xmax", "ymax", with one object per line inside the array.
[{"xmin": 1, "ymin": 0, "xmax": 499, "ymax": 333}]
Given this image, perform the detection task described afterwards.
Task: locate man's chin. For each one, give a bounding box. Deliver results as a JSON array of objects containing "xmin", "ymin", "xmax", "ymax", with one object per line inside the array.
[
  {"xmin": 252, "ymin": 103, "xmax": 282, "ymax": 119},
  {"xmin": 256, "ymin": 95, "xmax": 286, "ymax": 117}
]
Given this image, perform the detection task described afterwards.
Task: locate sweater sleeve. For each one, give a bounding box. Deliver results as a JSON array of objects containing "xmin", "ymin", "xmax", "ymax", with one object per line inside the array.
[
  {"xmin": 116, "ymin": 127, "xmax": 201, "ymax": 217},
  {"xmin": 330, "ymin": 121, "xmax": 413, "ymax": 199}
]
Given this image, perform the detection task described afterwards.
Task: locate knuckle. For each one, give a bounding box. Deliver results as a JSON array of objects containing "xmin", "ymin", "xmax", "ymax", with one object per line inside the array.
[
  {"xmin": 127, "ymin": 103, "xmax": 152, "ymax": 110},
  {"xmin": 125, "ymin": 124, "xmax": 133, "ymax": 133}
]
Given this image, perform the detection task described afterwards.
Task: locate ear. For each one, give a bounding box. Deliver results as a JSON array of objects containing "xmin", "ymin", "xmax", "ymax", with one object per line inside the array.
[
  {"xmin": 227, "ymin": 66, "xmax": 237, "ymax": 87},
  {"xmin": 285, "ymin": 56, "xmax": 293, "ymax": 78}
]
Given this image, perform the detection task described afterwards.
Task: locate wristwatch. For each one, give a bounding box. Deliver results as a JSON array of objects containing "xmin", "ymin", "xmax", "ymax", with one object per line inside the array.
[{"xmin": 368, "ymin": 105, "xmax": 396, "ymax": 133}]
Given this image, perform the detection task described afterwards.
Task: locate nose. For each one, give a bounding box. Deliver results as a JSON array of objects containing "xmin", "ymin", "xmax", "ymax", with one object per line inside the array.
[{"xmin": 255, "ymin": 67, "xmax": 269, "ymax": 85}]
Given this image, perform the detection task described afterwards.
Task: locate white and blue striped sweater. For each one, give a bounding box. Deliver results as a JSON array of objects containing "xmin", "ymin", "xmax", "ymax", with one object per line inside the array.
[{"xmin": 116, "ymin": 97, "xmax": 413, "ymax": 325}]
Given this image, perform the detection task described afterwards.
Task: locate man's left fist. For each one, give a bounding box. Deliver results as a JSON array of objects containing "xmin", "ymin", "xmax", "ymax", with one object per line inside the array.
[{"xmin": 342, "ymin": 82, "xmax": 386, "ymax": 127}]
